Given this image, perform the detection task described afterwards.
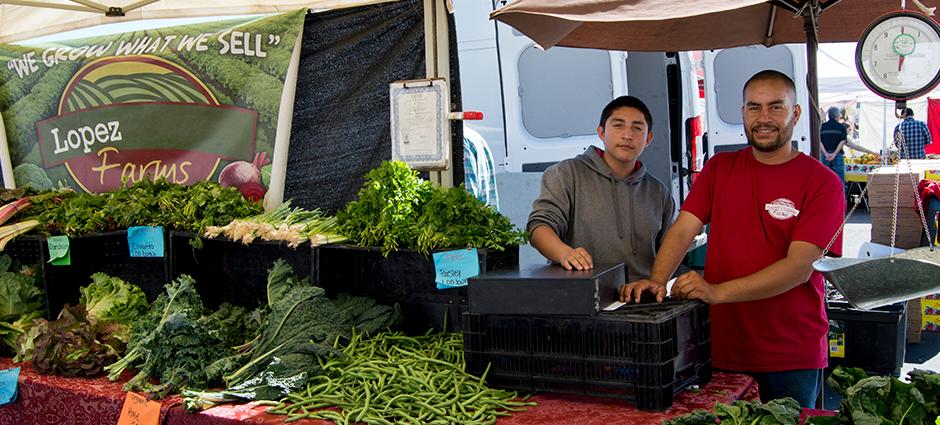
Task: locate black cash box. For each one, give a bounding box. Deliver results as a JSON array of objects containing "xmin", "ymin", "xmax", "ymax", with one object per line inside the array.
[{"xmin": 468, "ymin": 263, "xmax": 624, "ymax": 315}]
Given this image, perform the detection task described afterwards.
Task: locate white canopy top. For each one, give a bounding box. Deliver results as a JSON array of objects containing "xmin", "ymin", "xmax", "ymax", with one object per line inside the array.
[{"xmin": 0, "ymin": 0, "xmax": 395, "ymax": 43}]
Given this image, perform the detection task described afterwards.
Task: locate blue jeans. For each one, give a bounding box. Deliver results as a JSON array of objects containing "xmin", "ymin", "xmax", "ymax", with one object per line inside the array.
[
  {"xmin": 745, "ymin": 369, "xmax": 822, "ymax": 408},
  {"xmin": 822, "ymin": 154, "xmax": 846, "ymax": 188}
]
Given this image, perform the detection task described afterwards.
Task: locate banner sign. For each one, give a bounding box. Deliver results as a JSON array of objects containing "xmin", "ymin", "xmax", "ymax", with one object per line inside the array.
[{"xmin": 0, "ymin": 10, "xmax": 305, "ymax": 200}]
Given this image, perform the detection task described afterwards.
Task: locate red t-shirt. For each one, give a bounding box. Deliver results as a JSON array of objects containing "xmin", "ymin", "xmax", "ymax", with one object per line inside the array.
[{"xmin": 681, "ymin": 147, "xmax": 845, "ymax": 372}]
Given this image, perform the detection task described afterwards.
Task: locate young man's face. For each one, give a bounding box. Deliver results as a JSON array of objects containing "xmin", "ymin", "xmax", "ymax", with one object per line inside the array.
[
  {"xmin": 742, "ymin": 78, "xmax": 801, "ymax": 153},
  {"xmin": 597, "ymin": 106, "xmax": 653, "ymax": 165}
]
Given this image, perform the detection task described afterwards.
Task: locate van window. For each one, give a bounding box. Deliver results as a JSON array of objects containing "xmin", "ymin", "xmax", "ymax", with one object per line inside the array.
[
  {"xmin": 713, "ymin": 45, "xmax": 794, "ymax": 125},
  {"xmin": 518, "ymin": 46, "xmax": 613, "ymax": 139}
]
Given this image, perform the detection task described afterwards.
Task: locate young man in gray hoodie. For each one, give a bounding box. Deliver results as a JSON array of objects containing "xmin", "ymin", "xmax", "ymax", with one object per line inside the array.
[{"xmin": 527, "ymin": 95, "xmax": 676, "ymax": 282}]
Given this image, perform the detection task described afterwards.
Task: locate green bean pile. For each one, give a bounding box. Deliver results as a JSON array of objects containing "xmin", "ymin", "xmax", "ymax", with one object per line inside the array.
[{"xmin": 261, "ymin": 331, "xmax": 536, "ymax": 425}]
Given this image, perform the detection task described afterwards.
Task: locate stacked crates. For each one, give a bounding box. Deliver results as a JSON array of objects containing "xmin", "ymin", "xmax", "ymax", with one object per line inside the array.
[{"xmin": 462, "ymin": 301, "xmax": 712, "ymax": 411}]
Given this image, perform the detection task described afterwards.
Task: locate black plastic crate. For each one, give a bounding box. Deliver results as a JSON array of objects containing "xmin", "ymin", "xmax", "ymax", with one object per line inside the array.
[
  {"xmin": 316, "ymin": 244, "xmax": 519, "ymax": 333},
  {"xmin": 42, "ymin": 231, "xmax": 171, "ymax": 316},
  {"xmin": 169, "ymin": 231, "xmax": 315, "ymax": 310},
  {"xmin": 462, "ymin": 301, "xmax": 712, "ymax": 411},
  {"xmin": 4, "ymin": 235, "xmax": 43, "ymax": 265},
  {"xmin": 826, "ymin": 300, "xmax": 907, "ymax": 376}
]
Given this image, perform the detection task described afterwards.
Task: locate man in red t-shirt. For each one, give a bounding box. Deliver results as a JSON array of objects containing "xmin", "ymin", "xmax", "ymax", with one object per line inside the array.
[{"xmin": 620, "ymin": 70, "xmax": 844, "ymax": 407}]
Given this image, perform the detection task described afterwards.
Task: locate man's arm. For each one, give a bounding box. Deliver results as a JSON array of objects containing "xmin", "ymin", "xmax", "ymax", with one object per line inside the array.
[
  {"xmin": 844, "ymin": 139, "xmax": 878, "ymax": 155},
  {"xmin": 530, "ymin": 224, "xmax": 593, "ymax": 270},
  {"xmin": 671, "ymin": 240, "xmax": 821, "ymax": 304},
  {"xmin": 620, "ymin": 211, "xmax": 703, "ymax": 302}
]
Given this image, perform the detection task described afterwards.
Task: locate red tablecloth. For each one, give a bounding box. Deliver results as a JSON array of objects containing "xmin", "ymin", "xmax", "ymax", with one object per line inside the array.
[{"xmin": 0, "ymin": 358, "xmax": 760, "ymax": 425}]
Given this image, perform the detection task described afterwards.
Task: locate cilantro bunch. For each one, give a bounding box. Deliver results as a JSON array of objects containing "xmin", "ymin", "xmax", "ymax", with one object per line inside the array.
[{"xmin": 338, "ymin": 161, "xmax": 526, "ymax": 255}]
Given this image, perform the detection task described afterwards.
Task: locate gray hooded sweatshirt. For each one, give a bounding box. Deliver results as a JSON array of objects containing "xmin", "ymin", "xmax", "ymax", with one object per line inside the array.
[{"xmin": 527, "ymin": 147, "xmax": 676, "ymax": 282}]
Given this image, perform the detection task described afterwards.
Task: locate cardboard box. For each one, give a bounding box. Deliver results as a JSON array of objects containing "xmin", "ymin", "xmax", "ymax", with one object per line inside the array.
[{"xmin": 908, "ymin": 298, "xmax": 922, "ymax": 343}]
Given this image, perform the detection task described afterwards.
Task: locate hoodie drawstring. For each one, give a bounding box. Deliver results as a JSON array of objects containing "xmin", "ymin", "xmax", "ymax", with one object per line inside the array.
[{"xmin": 612, "ymin": 180, "xmax": 624, "ymax": 239}]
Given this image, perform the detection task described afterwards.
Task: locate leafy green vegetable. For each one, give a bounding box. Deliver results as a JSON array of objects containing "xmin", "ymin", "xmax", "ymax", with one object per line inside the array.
[
  {"xmin": 338, "ymin": 161, "xmax": 525, "ymax": 255},
  {"xmin": 30, "ymin": 305, "xmax": 124, "ymax": 377},
  {"xmin": 183, "ymin": 260, "xmax": 398, "ymax": 410},
  {"xmin": 0, "ymin": 253, "xmax": 45, "ymax": 355},
  {"xmin": 909, "ymin": 369, "xmax": 940, "ymax": 417},
  {"xmin": 104, "ymin": 275, "xmax": 256, "ymax": 398},
  {"xmin": 79, "ymin": 273, "xmax": 149, "ymax": 328},
  {"xmin": 22, "ymin": 178, "xmax": 263, "ymax": 236},
  {"xmin": 827, "ymin": 366, "xmax": 869, "ymax": 397},
  {"xmin": 811, "ymin": 367, "xmax": 940, "ymax": 425},
  {"xmin": 663, "ymin": 397, "xmax": 800, "ymax": 425}
]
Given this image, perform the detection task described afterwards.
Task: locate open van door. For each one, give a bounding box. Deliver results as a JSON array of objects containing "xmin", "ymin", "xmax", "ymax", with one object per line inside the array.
[
  {"xmin": 493, "ymin": 24, "xmax": 629, "ymax": 172},
  {"xmin": 703, "ymin": 44, "xmax": 810, "ymax": 158}
]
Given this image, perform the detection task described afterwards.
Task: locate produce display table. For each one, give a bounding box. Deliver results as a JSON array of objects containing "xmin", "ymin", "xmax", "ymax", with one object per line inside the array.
[{"xmin": 0, "ymin": 358, "xmax": 759, "ymax": 425}]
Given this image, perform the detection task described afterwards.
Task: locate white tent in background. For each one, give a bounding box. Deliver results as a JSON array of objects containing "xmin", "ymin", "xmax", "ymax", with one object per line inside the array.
[{"xmin": 818, "ymin": 76, "xmax": 937, "ymax": 156}]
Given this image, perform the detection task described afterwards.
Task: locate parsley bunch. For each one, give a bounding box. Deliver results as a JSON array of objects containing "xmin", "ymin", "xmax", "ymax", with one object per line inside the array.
[{"xmin": 337, "ymin": 161, "xmax": 525, "ymax": 255}]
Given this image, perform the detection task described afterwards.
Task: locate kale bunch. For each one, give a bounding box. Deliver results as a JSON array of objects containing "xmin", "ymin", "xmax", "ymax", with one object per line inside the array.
[
  {"xmin": 104, "ymin": 275, "xmax": 257, "ymax": 398},
  {"xmin": 183, "ymin": 260, "xmax": 399, "ymax": 411}
]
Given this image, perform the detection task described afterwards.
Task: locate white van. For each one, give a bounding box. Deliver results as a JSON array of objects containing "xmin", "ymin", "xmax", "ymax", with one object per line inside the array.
[
  {"xmin": 454, "ymin": 1, "xmax": 705, "ymax": 212},
  {"xmin": 453, "ymin": 2, "xmax": 706, "ymax": 264}
]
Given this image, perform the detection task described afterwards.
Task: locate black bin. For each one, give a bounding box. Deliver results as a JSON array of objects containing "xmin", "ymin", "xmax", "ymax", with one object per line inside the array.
[
  {"xmin": 316, "ymin": 244, "xmax": 519, "ymax": 334},
  {"xmin": 169, "ymin": 231, "xmax": 315, "ymax": 310},
  {"xmin": 826, "ymin": 300, "xmax": 907, "ymax": 376}
]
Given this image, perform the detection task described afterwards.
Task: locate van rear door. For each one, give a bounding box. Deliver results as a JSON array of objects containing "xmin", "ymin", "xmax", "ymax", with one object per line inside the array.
[{"xmin": 703, "ymin": 44, "xmax": 810, "ymax": 158}]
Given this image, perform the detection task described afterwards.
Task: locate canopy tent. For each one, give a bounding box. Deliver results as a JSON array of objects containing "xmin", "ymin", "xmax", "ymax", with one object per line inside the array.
[
  {"xmin": 0, "ymin": 0, "xmax": 396, "ymax": 43},
  {"xmin": 489, "ymin": 0, "xmax": 938, "ymax": 160}
]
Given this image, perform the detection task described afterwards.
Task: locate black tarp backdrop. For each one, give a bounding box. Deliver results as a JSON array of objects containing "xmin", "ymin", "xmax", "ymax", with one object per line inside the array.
[{"xmin": 285, "ymin": 0, "xmax": 464, "ymax": 214}]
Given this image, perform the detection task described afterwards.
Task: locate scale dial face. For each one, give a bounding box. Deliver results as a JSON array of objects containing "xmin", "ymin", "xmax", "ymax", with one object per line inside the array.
[{"xmin": 856, "ymin": 12, "xmax": 940, "ymax": 100}]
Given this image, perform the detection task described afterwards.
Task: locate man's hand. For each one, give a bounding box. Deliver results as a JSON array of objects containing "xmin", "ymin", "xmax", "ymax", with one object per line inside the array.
[
  {"xmin": 824, "ymin": 152, "xmax": 835, "ymax": 162},
  {"xmin": 671, "ymin": 271, "xmax": 723, "ymax": 304},
  {"xmin": 620, "ymin": 279, "xmax": 666, "ymax": 303},
  {"xmin": 560, "ymin": 247, "xmax": 593, "ymax": 271}
]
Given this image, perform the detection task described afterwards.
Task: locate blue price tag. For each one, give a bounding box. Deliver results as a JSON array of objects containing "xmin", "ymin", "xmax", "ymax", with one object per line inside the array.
[
  {"xmin": 0, "ymin": 367, "xmax": 20, "ymax": 405},
  {"xmin": 433, "ymin": 248, "xmax": 480, "ymax": 290},
  {"xmin": 127, "ymin": 226, "xmax": 165, "ymax": 258}
]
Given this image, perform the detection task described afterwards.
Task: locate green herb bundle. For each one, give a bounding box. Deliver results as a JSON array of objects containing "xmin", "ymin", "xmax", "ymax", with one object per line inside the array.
[
  {"xmin": 23, "ymin": 179, "xmax": 263, "ymax": 236},
  {"xmin": 338, "ymin": 161, "xmax": 526, "ymax": 255}
]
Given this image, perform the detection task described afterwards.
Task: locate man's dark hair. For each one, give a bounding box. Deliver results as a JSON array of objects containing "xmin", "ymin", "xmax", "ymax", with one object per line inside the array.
[
  {"xmin": 742, "ymin": 70, "xmax": 797, "ymax": 101},
  {"xmin": 827, "ymin": 106, "xmax": 842, "ymax": 121},
  {"xmin": 599, "ymin": 95, "xmax": 653, "ymax": 130},
  {"xmin": 904, "ymin": 107, "xmax": 914, "ymax": 117}
]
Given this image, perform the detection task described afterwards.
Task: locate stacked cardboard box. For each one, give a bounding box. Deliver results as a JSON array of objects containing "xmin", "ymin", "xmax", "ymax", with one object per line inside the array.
[
  {"xmin": 868, "ymin": 170, "xmax": 925, "ymax": 249},
  {"xmin": 865, "ymin": 164, "xmax": 940, "ymax": 336},
  {"xmin": 907, "ymin": 298, "xmax": 922, "ymax": 343}
]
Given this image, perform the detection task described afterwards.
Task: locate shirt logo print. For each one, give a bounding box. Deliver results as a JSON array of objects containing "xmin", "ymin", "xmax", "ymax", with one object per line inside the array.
[{"xmin": 765, "ymin": 198, "xmax": 800, "ymax": 220}]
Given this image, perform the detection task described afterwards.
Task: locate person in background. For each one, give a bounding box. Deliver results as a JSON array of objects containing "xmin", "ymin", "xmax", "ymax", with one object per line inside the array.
[
  {"xmin": 621, "ymin": 70, "xmax": 845, "ymax": 408},
  {"xmin": 527, "ymin": 95, "xmax": 675, "ymax": 282},
  {"xmin": 819, "ymin": 106, "xmax": 878, "ymax": 187},
  {"xmin": 894, "ymin": 107, "xmax": 931, "ymax": 160},
  {"xmin": 463, "ymin": 126, "xmax": 499, "ymax": 210}
]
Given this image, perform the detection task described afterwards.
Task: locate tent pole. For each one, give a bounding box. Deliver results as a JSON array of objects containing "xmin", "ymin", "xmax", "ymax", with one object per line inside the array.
[
  {"xmin": 803, "ymin": 3, "xmax": 821, "ymax": 161},
  {"xmin": 0, "ymin": 111, "xmax": 15, "ymax": 189}
]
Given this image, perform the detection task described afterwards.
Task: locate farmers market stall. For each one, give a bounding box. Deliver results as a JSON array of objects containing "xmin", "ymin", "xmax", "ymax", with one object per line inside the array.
[{"xmin": 0, "ymin": 357, "xmax": 761, "ymax": 425}]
